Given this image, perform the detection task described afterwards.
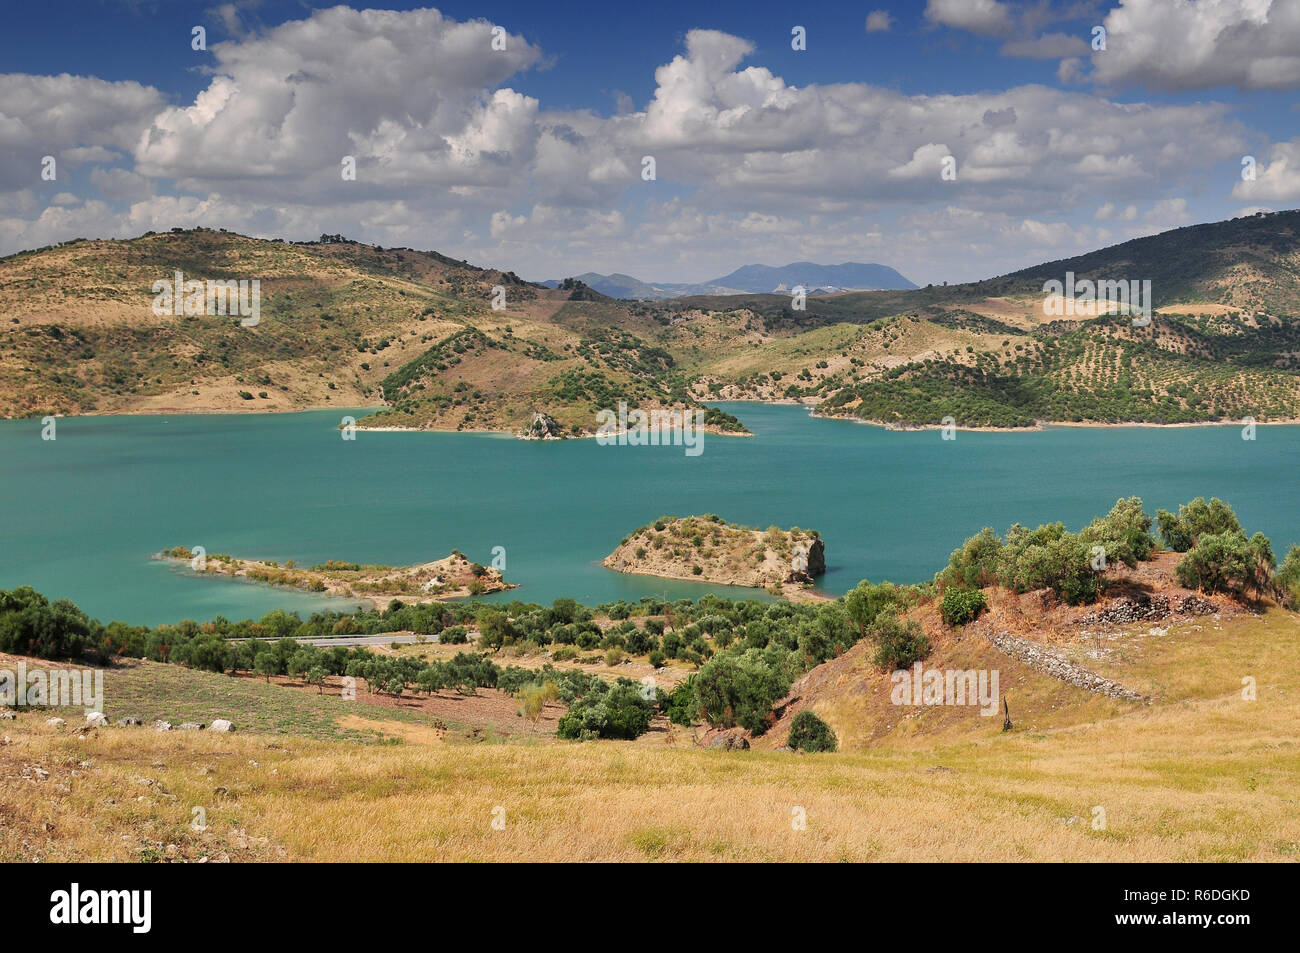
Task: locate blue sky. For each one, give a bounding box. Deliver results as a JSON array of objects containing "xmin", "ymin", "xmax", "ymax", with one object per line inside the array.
[{"xmin": 2, "ymin": 0, "xmax": 1299, "ymax": 284}]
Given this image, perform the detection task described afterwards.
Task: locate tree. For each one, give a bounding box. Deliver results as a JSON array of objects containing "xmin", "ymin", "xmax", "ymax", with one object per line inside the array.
[
  {"xmin": 306, "ymin": 666, "xmax": 326, "ymax": 694},
  {"xmin": 1158, "ymin": 497, "xmax": 1242, "ymax": 552},
  {"xmin": 1175, "ymin": 530, "xmax": 1275, "ymax": 598},
  {"xmin": 477, "ymin": 609, "xmax": 515, "ymax": 651},
  {"xmin": 254, "ymin": 652, "xmax": 277, "ymax": 683},
  {"xmin": 939, "ymin": 587, "xmax": 987, "ymax": 626},
  {"xmin": 868, "ymin": 611, "xmax": 931, "ymax": 670},
  {"xmin": 694, "ymin": 649, "xmax": 795, "ymax": 735},
  {"xmin": 1277, "ymin": 545, "xmax": 1300, "ymax": 608},
  {"xmin": 844, "ymin": 580, "xmax": 900, "ymax": 635}
]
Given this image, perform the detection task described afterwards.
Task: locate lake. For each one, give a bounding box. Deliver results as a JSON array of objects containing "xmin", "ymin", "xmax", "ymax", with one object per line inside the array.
[{"xmin": 1, "ymin": 403, "xmax": 1298, "ymax": 625}]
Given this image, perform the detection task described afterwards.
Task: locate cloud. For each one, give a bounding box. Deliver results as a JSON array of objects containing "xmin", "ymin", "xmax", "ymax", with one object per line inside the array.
[
  {"xmin": 0, "ymin": 20, "xmax": 1269, "ymax": 284},
  {"xmin": 865, "ymin": 11, "xmax": 893, "ymax": 33},
  {"xmin": 1087, "ymin": 0, "xmax": 1300, "ymax": 91},
  {"xmin": 1233, "ymin": 140, "xmax": 1300, "ymax": 201},
  {"xmin": 925, "ymin": 0, "xmax": 1013, "ymax": 37},
  {"xmin": 1001, "ymin": 32, "xmax": 1088, "ymax": 59},
  {"xmin": 132, "ymin": 6, "xmax": 544, "ymax": 204},
  {"xmin": 0, "ymin": 74, "xmax": 162, "ymax": 192}
]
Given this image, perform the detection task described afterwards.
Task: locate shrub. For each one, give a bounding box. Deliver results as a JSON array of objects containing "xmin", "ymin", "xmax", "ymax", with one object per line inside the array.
[
  {"xmin": 1174, "ymin": 530, "xmax": 1274, "ymax": 598},
  {"xmin": 1080, "ymin": 496, "xmax": 1157, "ymax": 567},
  {"xmin": 694, "ymin": 648, "xmax": 796, "ymax": 735},
  {"xmin": 787, "ymin": 710, "xmax": 837, "ymax": 752},
  {"xmin": 1276, "ymin": 545, "xmax": 1300, "ymax": 608},
  {"xmin": 556, "ymin": 679, "xmax": 655, "ymax": 740},
  {"xmin": 939, "ymin": 587, "xmax": 987, "ymax": 626},
  {"xmin": 1157, "ymin": 497, "xmax": 1242, "ymax": 552},
  {"xmin": 868, "ymin": 611, "xmax": 931, "ymax": 670},
  {"xmin": 439, "ymin": 625, "xmax": 468, "ymax": 644}
]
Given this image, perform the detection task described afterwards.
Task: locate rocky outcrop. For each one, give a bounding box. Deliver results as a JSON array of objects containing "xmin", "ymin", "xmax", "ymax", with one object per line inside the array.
[
  {"xmin": 519, "ymin": 412, "xmax": 565, "ymax": 440},
  {"xmin": 604, "ymin": 515, "xmax": 825, "ymax": 591}
]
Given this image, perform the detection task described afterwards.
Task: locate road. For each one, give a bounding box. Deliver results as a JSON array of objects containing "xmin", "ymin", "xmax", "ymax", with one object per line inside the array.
[{"xmin": 232, "ymin": 632, "xmax": 478, "ymax": 648}]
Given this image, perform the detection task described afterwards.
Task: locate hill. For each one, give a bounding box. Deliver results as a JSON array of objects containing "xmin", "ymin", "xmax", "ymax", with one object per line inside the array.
[
  {"xmin": 4, "ymin": 210, "xmax": 1300, "ymax": 430},
  {"xmin": 0, "ymin": 229, "xmax": 742, "ymax": 436}
]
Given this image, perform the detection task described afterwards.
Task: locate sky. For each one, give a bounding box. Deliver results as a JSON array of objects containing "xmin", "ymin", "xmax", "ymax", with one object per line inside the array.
[{"xmin": 1, "ymin": 0, "xmax": 1299, "ymax": 285}]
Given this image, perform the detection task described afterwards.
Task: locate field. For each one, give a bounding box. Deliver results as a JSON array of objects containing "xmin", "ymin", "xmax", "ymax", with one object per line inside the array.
[{"xmin": 3, "ymin": 605, "xmax": 1297, "ymax": 862}]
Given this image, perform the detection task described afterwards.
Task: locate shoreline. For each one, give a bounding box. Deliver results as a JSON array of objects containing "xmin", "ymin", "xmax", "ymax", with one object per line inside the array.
[{"xmin": 8, "ymin": 401, "xmax": 1299, "ymax": 435}]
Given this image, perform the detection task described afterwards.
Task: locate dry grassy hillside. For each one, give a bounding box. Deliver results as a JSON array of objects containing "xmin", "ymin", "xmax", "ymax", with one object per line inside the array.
[{"xmin": 4, "ymin": 213, "xmax": 1300, "ymax": 430}]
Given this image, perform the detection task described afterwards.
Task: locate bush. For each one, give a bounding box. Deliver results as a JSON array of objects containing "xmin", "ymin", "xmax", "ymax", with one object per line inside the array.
[
  {"xmin": 1276, "ymin": 545, "xmax": 1300, "ymax": 608},
  {"xmin": 556, "ymin": 679, "xmax": 655, "ymax": 740},
  {"xmin": 439, "ymin": 625, "xmax": 468, "ymax": 644},
  {"xmin": 939, "ymin": 587, "xmax": 987, "ymax": 626},
  {"xmin": 868, "ymin": 611, "xmax": 931, "ymax": 670},
  {"xmin": 1174, "ymin": 530, "xmax": 1274, "ymax": 598},
  {"xmin": 787, "ymin": 710, "xmax": 837, "ymax": 752},
  {"xmin": 694, "ymin": 648, "xmax": 796, "ymax": 735},
  {"xmin": 1157, "ymin": 498, "xmax": 1242, "ymax": 552}
]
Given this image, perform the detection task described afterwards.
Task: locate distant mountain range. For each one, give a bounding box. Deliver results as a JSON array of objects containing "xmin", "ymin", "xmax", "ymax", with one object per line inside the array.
[{"xmin": 540, "ymin": 261, "xmax": 917, "ymax": 299}]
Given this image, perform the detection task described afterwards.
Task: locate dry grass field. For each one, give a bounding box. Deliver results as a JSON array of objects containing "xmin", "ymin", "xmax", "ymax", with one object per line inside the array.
[{"xmin": 2, "ymin": 605, "xmax": 1296, "ymax": 862}]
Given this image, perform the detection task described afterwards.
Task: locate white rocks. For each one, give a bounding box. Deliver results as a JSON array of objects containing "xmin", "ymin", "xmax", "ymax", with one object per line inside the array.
[
  {"xmin": 178, "ymin": 722, "xmax": 204, "ymax": 731},
  {"xmin": 154, "ymin": 720, "xmax": 173, "ymax": 732},
  {"xmin": 209, "ymin": 719, "xmax": 235, "ymax": 733},
  {"xmin": 45, "ymin": 717, "xmax": 66, "ymax": 729},
  {"xmin": 84, "ymin": 712, "xmax": 108, "ymax": 728}
]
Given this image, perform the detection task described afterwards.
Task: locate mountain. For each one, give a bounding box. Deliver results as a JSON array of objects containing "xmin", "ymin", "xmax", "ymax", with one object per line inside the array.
[
  {"xmin": 539, "ymin": 272, "xmax": 744, "ymax": 299},
  {"xmin": 3, "ymin": 210, "xmax": 1299, "ymax": 431},
  {"xmin": 542, "ymin": 261, "xmax": 916, "ymax": 299},
  {"xmin": 709, "ymin": 261, "xmax": 917, "ymax": 293}
]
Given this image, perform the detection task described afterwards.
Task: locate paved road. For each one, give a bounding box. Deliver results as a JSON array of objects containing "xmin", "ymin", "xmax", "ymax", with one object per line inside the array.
[{"xmin": 232, "ymin": 632, "xmax": 478, "ymax": 648}]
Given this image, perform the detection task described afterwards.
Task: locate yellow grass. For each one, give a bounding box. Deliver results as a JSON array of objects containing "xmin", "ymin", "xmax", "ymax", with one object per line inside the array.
[{"xmin": 3, "ymin": 610, "xmax": 1297, "ymax": 862}]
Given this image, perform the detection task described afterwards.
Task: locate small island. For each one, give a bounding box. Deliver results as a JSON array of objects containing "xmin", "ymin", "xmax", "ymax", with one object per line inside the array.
[
  {"xmin": 603, "ymin": 515, "xmax": 825, "ymax": 595},
  {"xmin": 159, "ymin": 547, "xmax": 514, "ymax": 606}
]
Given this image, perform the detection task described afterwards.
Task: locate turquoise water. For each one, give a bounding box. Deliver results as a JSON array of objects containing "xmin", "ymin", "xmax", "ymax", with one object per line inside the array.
[{"xmin": 1, "ymin": 403, "xmax": 1298, "ymax": 626}]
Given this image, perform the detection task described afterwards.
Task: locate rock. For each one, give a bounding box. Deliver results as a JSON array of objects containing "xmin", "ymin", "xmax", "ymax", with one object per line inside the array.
[
  {"xmin": 116, "ymin": 717, "xmax": 142, "ymax": 727},
  {"xmin": 84, "ymin": 712, "xmax": 108, "ymax": 728},
  {"xmin": 178, "ymin": 722, "xmax": 205, "ymax": 731},
  {"xmin": 520, "ymin": 412, "xmax": 564, "ymax": 440},
  {"xmin": 209, "ymin": 719, "xmax": 235, "ymax": 733},
  {"xmin": 1079, "ymin": 594, "xmax": 1170, "ymax": 626},
  {"xmin": 154, "ymin": 720, "xmax": 173, "ymax": 732},
  {"xmin": 45, "ymin": 717, "xmax": 66, "ymax": 729},
  {"xmin": 0, "ymin": 710, "xmax": 15, "ymax": 720},
  {"xmin": 1177, "ymin": 595, "xmax": 1217, "ymax": 616},
  {"xmin": 708, "ymin": 729, "xmax": 750, "ymax": 750}
]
